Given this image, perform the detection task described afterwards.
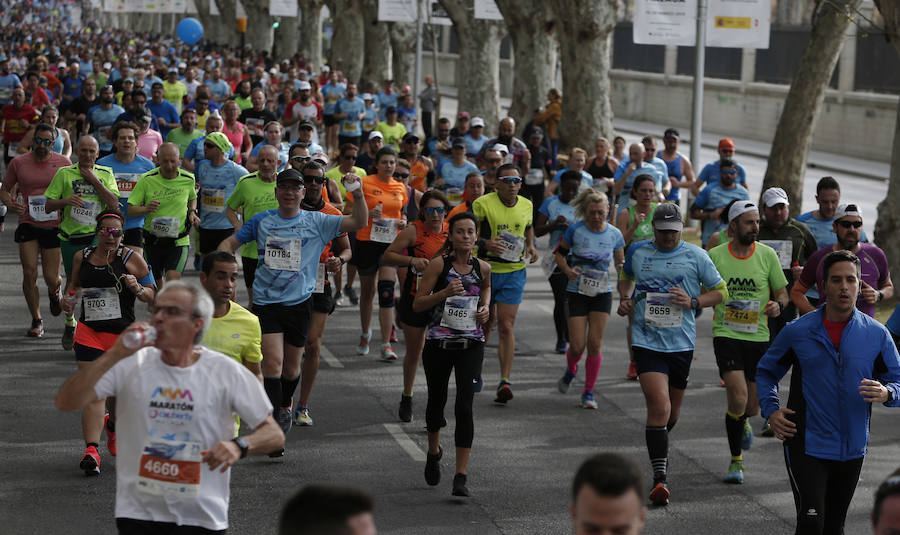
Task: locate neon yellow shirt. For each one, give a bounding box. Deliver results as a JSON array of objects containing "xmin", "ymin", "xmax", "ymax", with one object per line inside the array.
[
  {"xmin": 44, "ymin": 164, "xmax": 119, "ymax": 239},
  {"xmin": 128, "ymin": 168, "xmax": 197, "ymax": 247},
  {"xmin": 163, "ymin": 80, "xmax": 188, "ymax": 113},
  {"xmin": 472, "ymin": 192, "xmax": 533, "ymax": 274},
  {"xmin": 375, "ymin": 121, "xmax": 407, "ymax": 149},
  {"xmin": 325, "ymin": 165, "xmax": 365, "ymax": 201},
  {"xmin": 225, "ymin": 172, "xmax": 278, "ymax": 259}
]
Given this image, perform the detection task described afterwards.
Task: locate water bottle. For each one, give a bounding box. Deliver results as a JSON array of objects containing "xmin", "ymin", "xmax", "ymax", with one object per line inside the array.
[
  {"xmin": 122, "ymin": 326, "xmax": 157, "ymax": 349},
  {"xmin": 64, "ymin": 289, "xmax": 77, "ymax": 310}
]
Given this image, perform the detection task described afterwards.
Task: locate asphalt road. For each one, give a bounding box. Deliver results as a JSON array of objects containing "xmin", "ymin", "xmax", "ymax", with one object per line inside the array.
[{"xmin": 1, "ymin": 205, "xmax": 898, "ymax": 534}]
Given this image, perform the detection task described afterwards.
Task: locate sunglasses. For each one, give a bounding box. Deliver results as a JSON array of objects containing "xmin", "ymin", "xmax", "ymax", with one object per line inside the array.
[
  {"xmin": 837, "ymin": 220, "xmax": 863, "ymax": 229},
  {"xmin": 34, "ymin": 137, "xmax": 54, "ymax": 146},
  {"xmin": 204, "ymin": 142, "xmax": 217, "ymax": 149},
  {"xmin": 394, "ymin": 172, "xmax": 410, "ymax": 179},
  {"xmin": 720, "ymin": 169, "xmax": 737, "ymax": 175},
  {"xmin": 342, "ymin": 154, "xmax": 357, "ymax": 160},
  {"xmin": 424, "ymin": 206, "xmax": 445, "ymax": 215},
  {"xmin": 99, "ymin": 227, "xmax": 121, "ymax": 238},
  {"xmin": 499, "ymin": 176, "xmax": 522, "ymax": 184},
  {"xmin": 303, "ymin": 174, "xmax": 326, "ymax": 184},
  {"xmin": 291, "ymin": 156, "xmax": 310, "ymax": 163}
]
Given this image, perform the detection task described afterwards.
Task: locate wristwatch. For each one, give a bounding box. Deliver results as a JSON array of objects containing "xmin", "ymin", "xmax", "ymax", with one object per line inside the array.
[
  {"xmin": 878, "ymin": 290, "xmax": 884, "ymax": 302},
  {"xmin": 232, "ymin": 436, "xmax": 249, "ymax": 459},
  {"xmin": 690, "ymin": 297, "xmax": 700, "ymax": 310}
]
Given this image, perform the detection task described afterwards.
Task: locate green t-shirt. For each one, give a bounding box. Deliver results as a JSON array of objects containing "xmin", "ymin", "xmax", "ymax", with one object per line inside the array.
[
  {"xmin": 165, "ymin": 127, "xmax": 204, "ymax": 157},
  {"xmin": 163, "ymin": 80, "xmax": 188, "ymax": 113},
  {"xmin": 44, "ymin": 164, "xmax": 120, "ymax": 239},
  {"xmin": 225, "ymin": 172, "xmax": 278, "ymax": 259},
  {"xmin": 325, "ymin": 165, "xmax": 366, "ymax": 201},
  {"xmin": 472, "ymin": 192, "xmax": 533, "ymax": 274},
  {"xmin": 128, "ymin": 168, "xmax": 197, "ymax": 247},
  {"xmin": 708, "ymin": 241, "xmax": 788, "ymax": 342},
  {"xmin": 375, "ymin": 121, "xmax": 407, "ymax": 149},
  {"xmin": 235, "ymin": 95, "xmax": 252, "ymax": 111}
]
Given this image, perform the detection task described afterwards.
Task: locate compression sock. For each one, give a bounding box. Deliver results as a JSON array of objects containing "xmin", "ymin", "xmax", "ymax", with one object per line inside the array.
[
  {"xmin": 645, "ymin": 426, "xmax": 668, "ymax": 481},
  {"xmin": 105, "ymin": 417, "xmax": 115, "ymax": 433},
  {"xmin": 65, "ymin": 314, "xmax": 76, "ymax": 327},
  {"xmin": 264, "ymin": 377, "xmax": 282, "ymax": 409},
  {"xmin": 584, "ymin": 353, "xmax": 602, "ymax": 392},
  {"xmin": 281, "ymin": 375, "xmax": 301, "ymax": 408},
  {"xmin": 566, "ymin": 348, "xmax": 581, "ymax": 374},
  {"xmin": 725, "ymin": 411, "xmax": 746, "ymax": 458}
]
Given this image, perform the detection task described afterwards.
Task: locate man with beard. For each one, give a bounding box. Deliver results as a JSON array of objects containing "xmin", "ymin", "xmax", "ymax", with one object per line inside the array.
[
  {"xmin": 240, "ymin": 88, "xmax": 277, "ymax": 147},
  {"xmin": 478, "ymin": 117, "xmax": 531, "ymax": 177},
  {"xmin": 708, "ymin": 202, "xmax": 788, "ymax": 486},
  {"xmin": 115, "ymin": 89, "xmax": 160, "ymax": 133},
  {"xmin": 689, "ymin": 158, "xmax": 750, "ymax": 248},
  {"xmin": 86, "ymin": 85, "xmax": 124, "ymax": 157}
]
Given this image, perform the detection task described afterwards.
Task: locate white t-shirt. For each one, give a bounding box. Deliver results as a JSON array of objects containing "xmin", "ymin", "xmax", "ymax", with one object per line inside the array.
[
  {"xmin": 94, "ymin": 347, "xmax": 272, "ymax": 530},
  {"xmin": 286, "ymin": 100, "xmax": 321, "ymax": 144}
]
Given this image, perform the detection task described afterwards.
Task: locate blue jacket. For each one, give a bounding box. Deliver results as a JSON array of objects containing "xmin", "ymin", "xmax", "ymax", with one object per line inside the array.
[{"xmin": 757, "ymin": 307, "xmax": 900, "ymax": 461}]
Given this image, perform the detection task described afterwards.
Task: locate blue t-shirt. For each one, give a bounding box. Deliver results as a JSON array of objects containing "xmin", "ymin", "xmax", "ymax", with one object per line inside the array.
[
  {"xmin": 0, "ymin": 73, "xmax": 22, "ymax": 105},
  {"xmin": 195, "ymin": 159, "xmax": 249, "ymax": 229},
  {"xmin": 97, "ymin": 153, "xmax": 156, "ymax": 230},
  {"xmin": 87, "ymin": 104, "xmax": 126, "ymax": 152},
  {"xmin": 562, "ymin": 221, "xmax": 625, "ymax": 294},
  {"xmin": 658, "ymin": 151, "xmax": 683, "ymax": 202},
  {"xmin": 439, "ymin": 160, "xmax": 480, "ymax": 189},
  {"xmin": 361, "ymin": 106, "xmax": 378, "ymax": 133},
  {"xmin": 377, "ymin": 91, "xmax": 398, "ymax": 120},
  {"xmin": 185, "ymin": 135, "xmax": 236, "ymax": 166},
  {"xmin": 463, "ymin": 133, "xmax": 487, "ymax": 158},
  {"xmin": 335, "ymin": 96, "xmax": 366, "ymax": 138},
  {"xmin": 622, "ymin": 240, "xmax": 724, "ymax": 352},
  {"xmin": 887, "ymin": 303, "xmax": 900, "ymax": 337},
  {"xmin": 613, "ymin": 158, "xmax": 666, "ymax": 215},
  {"xmin": 249, "ymin": 141, "xmax": 291, "ymax": 172},
  {"xmin": 234, "ymin": 209, "xmax": 343, "ymax": 306},
  {"xmin": 147, "ymin": 99, "xmax": 179, "ymax": 138},
  {"xmin": 697, "ymin": 160, "xmax": 748, "ymax": 187},
  {"xmin": 321, "ymin": 82, "xmax": 346, "ymax": 115},
  {"xmin": 552, "ymin": 167, "xmax": 594, "ymax": 192},
  {"xmin": 537, "ymin": 195, "xmax": 576, "ymax": 249},
  {"xmin": 426, "ymin": 137, "xmax": 452, "ymax": 171},
  {"xmin": 692, "ymin": 183, "xmax": 751, "ymax": 246},
  {"xmin": 206, "ymin": 79, "xmax": 231, "ymax": 101},
  {"xmin": 61, "ymin": 75, "xmax": 83, "ymax": 103}
]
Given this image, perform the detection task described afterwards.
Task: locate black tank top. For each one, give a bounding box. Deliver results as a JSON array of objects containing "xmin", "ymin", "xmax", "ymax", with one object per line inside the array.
[
  {"xmin": 78, "ymin": 245, "xmax": 137, "ymax": 334},
  {"xmin": 587, "ymin": 156, "xmax": 614, "ymax": 179}
]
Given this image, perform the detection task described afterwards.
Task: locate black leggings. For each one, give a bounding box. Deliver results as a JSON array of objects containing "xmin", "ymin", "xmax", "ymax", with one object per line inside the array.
[
  {"xmin": 784, "ymin": 440, "xmax": 864, "ymax": 535},
  {"xmin": 422, "ymin": 339, "xmax": 484, "ymax": 448},
  {"xmin": 549, "ymin": 270, "xmax": 569, "ymax": 344}
]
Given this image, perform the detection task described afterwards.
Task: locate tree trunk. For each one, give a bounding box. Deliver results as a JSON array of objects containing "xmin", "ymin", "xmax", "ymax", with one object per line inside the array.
[
  {"xmin": 873, "ymin": 0, "xmax": 900, "ymax": 288},
  {"xmin": 325, "ymin": 0, "xmax": 365, "ymax": 83},
  {"xmin": 360, "ymin": 0, "xmax": 392, "ymax": 86},
  {"xmin": 243, "ymin": 0, "xmax": 275, "ymax": 52},
  {"xmin": 275, "ymin": 16, "xmax": 301, "ymax": 59},
  {"xmin": 298, "ymin": 0, "xmax": 324, "ymax": 67},
  {"xmin": 214, "ymin": 0, "xmax": 242, "ymax": 46},
  {"xmin": 495, "ymin": 0, "xmax": 558, "ymax": 132},
  {"xmin": 389, "ymin": 21, "xmax": 417, "ymax": 88},
  {"xmin": 548, "ymin": 0, "xmax": 616, "ymax": 151},
  {"xmin": 439, "ymin": 0, "xmax": 505, "ymax": 137},
  {"xmin": 761, "ymin": 0, "xmax": 861, "ymax": 216}
]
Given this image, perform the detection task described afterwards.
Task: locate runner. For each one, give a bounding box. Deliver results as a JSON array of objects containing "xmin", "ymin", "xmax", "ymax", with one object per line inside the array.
[
  {"xmin": 413, "ymin": 211, "xmax": 491, "ymax": 497},
  {"xmin": 15, "ymin": 104, "xmax": 72, "ymax": 158},
  {"xmin": 60, "ymin": 209, "xmax": 156, "ymax": 475},
  {"xmin": 127, "ymin": 143, "xmax": 199, "ymax": 285},
  {"xmin": 344, "ymin": 146, "xmax": 409, "ymax": 359},
  {"xmin": 246, "ymin": 120, "xmax": 290, "ymax": 173},
  {"xmin": 707, "ymin": 201, "xmax": 788, "ymax": 485},
  {"xmin": 447, "ymin": 172, "xmax": 485, "ymax": 220},
  {"xmin": 757, "ymin": 250, "xmax": 900, "ymax": 534},
  {"xmin": 0, "ymin": 123, "xmax": 71, "ymax": 337},
  {"xmin": 195, "ymin": 131, "xmax": 248, "ymax": 262},
  {"xmin": 382, "ymin": 190, "xmax": 450, "ymax": 422},
  {"xmin": 472, "ymin": 163, "xmax": 539, "ymax": 403},
  {"xmin": 555, "ymin": 190, "xmax": 625, "ymax": 409},
  {"xmin": 617, "ymin": 203, "xmax": 726, "ymax": 505}
]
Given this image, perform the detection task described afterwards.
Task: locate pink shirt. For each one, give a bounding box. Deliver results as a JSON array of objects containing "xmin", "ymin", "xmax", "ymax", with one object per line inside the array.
[
  {"xmin": 223, "ymin": 121, "xmax": 245, "ymax": 164},
  {"xmin": 4, "ymin": 151, "xmax": 72, "ymax": 227},
  {"xmin": 137, "ymin": 129, "xmax": 163, "ymax": 160}
]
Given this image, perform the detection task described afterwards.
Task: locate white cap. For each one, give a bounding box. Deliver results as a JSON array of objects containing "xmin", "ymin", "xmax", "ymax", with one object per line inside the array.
[
  {"xmin": 102, "ymin": 62, "xmax": 112, "ymax": 70},
  {"xmin": 320, "ymin": 65, "xmax": 330, "ymax": 72},
  {"xmin": 361, "ymin": 92, "xmax": 374, "ymax": 101},
  {"xmin": 368, "ymin": 131, "xmax": 384, "ymax": 140},
  {"xmin": 312, "ymin": 152, "xmax": 329, "ymax": 166},
  {"xmin": 834, "ymin": 203, "xmax": 863, "ymax": 221},
  {"xmin": 728, "ymin": 201, "xmax": 758, "ymax": 223},
  {"xmin": 178, "ymin": 62, "xmax": 187, "ymax": 69},
  {"xmin": 298, "ymin": 81, "xmax": 312, "ymax": 91},
  {"xmin": 471, "ymin": 117, "xmax": 485, "ymax": 128},
  {"xmin": 761, "ymin": 187, "xmax": 789, "ymax": 207},
  {"xmin": 491, "ymin": 143, "xmax": 509, "ymax": 154}
]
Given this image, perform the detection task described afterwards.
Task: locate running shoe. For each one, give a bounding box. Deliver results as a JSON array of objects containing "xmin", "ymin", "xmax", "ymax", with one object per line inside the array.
[
  {"xmin": 761, "ymin": 420, "xmax": 774, "ymax": 437},
  {"xmin": 723, "ymin": 460, "xmax": 745, "ymax": 484},
  {"xmin": 293, "ymin": 407, "xmax": 314, "ymax": 426},
  {"xmin": 381, "ymin": 343, "xmax": 398, "ymax": 361},
  {"xmin": 344, "ymin": 285, "xmax": 359, "ymax": 305},
  {"xmin": 276, "ymin": 407, "xmax": 292, "ymax": 434},
  {"xmin": 741, "ymin": 418, "xmax": 754, "ymax": 450},
  {"xmin": 626, "ymin": 361, "xmax": 638, "ymax": 381},
  {"xmin": 49, "ymin": 289, "xmax": 62, "ymax": 316},
  {"xmin": 398, "ymin": 395, "xmax": 413, "ymax": 423},
  {"xmin": 424, "ymin": 447, "xmax": 442, "ymax": 486},
  {"xmin": 357, "ymin": 332, "xmax": 371, "ymax": 356},
  {"xmin": 494, "ymin": 382, "xmax": 514, "ymax": 404},
  {"xmin": 558, "ymin": 369, "xmax": 576, "ymax": 393},
  {"xmin": 27, "ymin": 319, "xmax": 44, "ymax": 338},
  {"xmin": 555, "ymin": 340, "xmax": 567, "ymax": 354},
  {"xmin": 649, "ymin": 481, "xmax": 670, "ymax": 506},
  {"xmin": 452, "ymin": 473, "xmax": 470, "ymax": 497},
  {"xmin": 390, "ymin": 325, "xmax": 398, "ymax": 343},
  {"xmin": 80, "ymin": 446, "xmax": 101, "ymax": 476},
  {"xmin": 61, "ymin": 323, "xmax": 76, "ymax": 350},
  {"xmin": 105, "ymin": 414, "xmax": 117, "ymax": 457},
  {"xmin": 580, "ymin": 391, "xmax": 598, "ymax": 409}
]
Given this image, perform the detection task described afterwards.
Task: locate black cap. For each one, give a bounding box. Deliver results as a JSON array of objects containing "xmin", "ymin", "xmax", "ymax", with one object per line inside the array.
[
  {"xmin": 451, "ymin": 137, "xmax": 466, "ymax": 148},
  {"xmin": 298, "ymin": 119, "xmax": 314, "ymax": 130},
  {"xmin": 276, "ymin": 168, "xmax": 304, "ymax": 185},
  {"xmin": 402, "ymin": 133, "xmax": 419, "ymax": 143},
  {"xmin": 664, "ymin": 128, "xmax": 679, "ymax": 139}
]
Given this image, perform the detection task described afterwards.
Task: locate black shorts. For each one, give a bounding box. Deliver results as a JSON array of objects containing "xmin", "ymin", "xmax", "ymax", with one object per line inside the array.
[
  {"xmin": 145, "ymin": 244, "xmax": 189, "ymax": 281},
  {"xmin": 242, "ymin": 256, "xmax": 258, "ymax": 289},
  {"xmin": 398, "ymin": 292, "xmax": 432, "ymax": 328},
  {"xmin": 567, "ymin": 291, "xmax": 613, "ymax": 317},
  {"xmin": 15, "ymin": 223, "xmax": 60, "ymax": 249},
  {"xmin": 74, "ymin": 342, "xmax": 106, "ymax": 362},
  {"xmin": 323, "ymin": 114, "xmax": 337, "ymax": 127},
  {"xmin": 633, "ymin": 347, "xmax": 694, "ymax": 390},
  {"xmin": 198, "ymin": 227, "xmax": 234, "ymax": 255},
  {"xmin": 350, "ymin": 239, "xmax": 390, "ymax": 276},
  {"xmin": 713, "ymin": 337, "xmax": 770, "ymax": 381},
  {"xmin": 255, "ymin": 299, "xmax": 312, "ymax": 347},
  {"xmin": 311, "ymin": 281, "xmax": 336, "ymax": 315},
  {"xmin": 122, "ymin": 228, "xmax": 143, "ymax": 248}
]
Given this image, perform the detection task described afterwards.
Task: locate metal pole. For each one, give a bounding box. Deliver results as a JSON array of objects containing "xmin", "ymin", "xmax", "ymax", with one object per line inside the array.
[
  {"xmin": 413, "ymin": 0, "xmax": 423, "ymax": 122},
  {"xmin": 687, "ymin": 0, "xmax": 707, "ymax": 221}
]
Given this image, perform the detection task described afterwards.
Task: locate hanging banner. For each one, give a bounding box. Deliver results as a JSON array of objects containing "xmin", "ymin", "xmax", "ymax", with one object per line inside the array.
[
  {"xmin": 633, "ymin": 0, "xmax": 697, "ymax": 46},
  {"xmin": 473, "ymin": 0, "xmax": 502, "ymax": 20},
  {"xmin": 378, "ymin": 0, "xmax": 416, "ymax": 22},
  {"xmin": 104, "ymin": 0, "xmax": 129, "ymax": 12},
  {"xmin": 270, "ymin": 0, "xmax": 297, "ymax": 17},
  {"xmin": 706, "ymin": 0, "xmax": 770, "ymax": 49}
]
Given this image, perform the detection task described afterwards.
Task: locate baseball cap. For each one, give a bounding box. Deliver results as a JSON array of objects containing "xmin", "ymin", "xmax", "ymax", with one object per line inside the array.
[
  {"xmin": 123, "ymin": 77, "xmax": 134, "ymax": 83},
  {"xmin": 471, "ymin": 117, "xmax": 485, "ymax": 128},
  {"xmin": 102, "ymin": 62, "xmax": 112, "ymax": 70},
  {"xmin": 457, "ymin": 112, "xmax": 470, "ymax": 120},
  {"xmin": 361, "ymin": 92, "xmax": 374, "ymax": 101},
  {"xmin": 402, "ymin": 133, "xmax": 419, "ymax": 144},
  {"xmin": 664, "ymin": 128, "xmax": 679, "ymax": 139},
  {"xmin": 204, "ymin": 131, "xmax": 232, "ymax": 153},
  {"xmin": 312, "ymin": 152, "xmax": 329, "ymax": 166},
  {"xmin": 276, "ymin": 168, "xmax": 304, "ymax": 185},
  {"xmin": 137, "ymin": 108, "xmax": 154, "ymax": 123},
  {"xmin": 652, "ymin": 203, "xmax": 683, "ymax": 231},
  {"xmin": 718, "ymin": 138, "xmax": 736, "ymax": 150},
  {"xmin": 491, "ymin": 143, "xmax": 509, "ymax": 154},
  {"xmin": 168, "ymin": 67, "xmax": 178, "ymax": 74},
  {"xmin": 368, "ymin": 131, "xmax": 384, "ymax": 141},
  {"xmin": 529, "ymin": 127, "xmax": 544, "ymax": 139},
  {"xmin": 320, "ymin": 65, "xmax": 330, "ymax": 72},
  {"xmin": 728, "ymin": 201, "xmax": 758, "ymax": 223},
  {"xmin": 298, "ymin": 119, "xmax": 314, "ymax": 130},
  {"xmin": 761, "ymin": 187, "xmax": 789, "ymax": 207},
  {"xmin": 834, "ymin": 203, "xmax": 863, "ymax": 221},
  {"xmin": 178, "ymin": 62, "xmax": 187, "ymax": 69},
  {"xmin": 452, "ymin": 137, "xmax": 466, "ymax": 148},
  {"xmin": 298, "ymin": 81, "xmax": 312, "ymax": 91}
]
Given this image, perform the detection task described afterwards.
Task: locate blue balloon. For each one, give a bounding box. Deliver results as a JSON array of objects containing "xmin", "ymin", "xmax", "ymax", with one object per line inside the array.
[{"xmin": 176, "ymin": 18, "xmax": 203, "ymax": 45}]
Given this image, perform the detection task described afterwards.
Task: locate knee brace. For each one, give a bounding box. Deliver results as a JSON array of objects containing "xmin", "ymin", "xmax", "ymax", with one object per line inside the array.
[{"xmin": 378, "ymin": 279, "xmax": 396, "ymax": 308}]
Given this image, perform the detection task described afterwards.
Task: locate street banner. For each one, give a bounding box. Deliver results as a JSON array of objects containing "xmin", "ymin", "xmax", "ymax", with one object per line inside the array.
[
  {"xmin": 378, "ymin": 0, "xmax": 416, "ymax": 22},
  {"xmin": 474, "ymin": 0, "xmax": 502, "ymax": 20}
]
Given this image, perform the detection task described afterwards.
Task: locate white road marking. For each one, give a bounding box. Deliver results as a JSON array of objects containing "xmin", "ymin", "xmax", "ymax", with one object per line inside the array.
[
  {"xmin": 320, "ymin": 345, "xmax": 344, "ymax": 368},
  {"xmin": 384, "ymin": 423, "xmax": 426, "ymax": 462}
]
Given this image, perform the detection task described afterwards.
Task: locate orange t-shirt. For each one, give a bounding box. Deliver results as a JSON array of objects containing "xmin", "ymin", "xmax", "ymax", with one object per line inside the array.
[
  {"xmin": 346, "ymin": 174, "xmax": 408, "ymax": 241},
  {"xmin": 447, "ymin": 201, "xmax": 473, "ymax": 221},
  {"xmin": 309, "ymin": 200, "xmax": 345, "ymax": 262},
  {"xmin": 408, "ymin": 219, "xmax": 448, "ymax": 295},
  {"xmin": 410, "ymin": 158, "xmax": 429, "ymax": 192}
]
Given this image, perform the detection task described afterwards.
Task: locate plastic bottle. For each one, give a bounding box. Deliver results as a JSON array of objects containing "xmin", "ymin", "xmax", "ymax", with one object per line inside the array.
[
  {"xmin": 63, "ymin": 289, "xmax": 77, "ymax": 309},
  {"xmin": 122, "ymin": 326, "xmax": 157, "ymax": 349}
]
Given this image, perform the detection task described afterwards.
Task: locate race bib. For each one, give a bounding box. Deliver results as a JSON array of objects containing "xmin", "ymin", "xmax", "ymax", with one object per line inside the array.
[
  {"xmin": 371, "ymin": 219, "xmax": 398, "ymax": 243},
  {"xmin": 445, "ymin": 188, "xmax": 464, "ymax": 207},
  {"xmin": 760, "ymin": 240, "xmax": 793, "ymax": 269},
  {"xmin": 577, "ymin": 268, "xmax": 609, "ymax": 297},
  {"xmin": 497, "ymin": 230, "xmax": 525, "ymax": 262},
  {"xmin": 644, "ymin": 292, "xmax": 682, "ymax": 328},
  {"xmin": 201, "ymin": 187, "xmax": 226, "ymax": 213},
  {"xmin": 28, "ymin": 195, "xmax": 58, "ymax": 222},
  {"xmin": 97, "ymin": 125, "xmax": 112, "ymax": 143},
  {"xmin": 6, "ymin": 142, "xmax": 18, "ymax": 157},
  {"xmin": 71, "ymin": 200, "xmax": 100, "ymax": 226},
  {"xmin": 362, "ymin": 119, "xmax": 377, "ymax": 131},
  {"xmin": 341, "ymin": 120, "xmax": 357, "ymax": 133},
  {"xmin": 136, "ymin": 436, "xmax": 202, "ymax": 498},
  {"xmin": 82, "ymin": 287, "xmax": 122, "ymax": 322},
  {"xmin": 723, "ymin": 300, "xmax": 760, "ymax": 334},
  {"xmin": 314, "ymin": 262, "xmax": 325, "ymax": 293},
  {"xmin": 151, "ymin": 216, "xmax": 180, "ymax": 238},
  {"xmin": 525, "ymin": 169, "xmax": 544, "ymax": 186},
  {"xmin": 440, "ymin": 295, "xmax": 478, "ymax": 331},
  {"xmin": 115, "ymin": 173, "xmax": 141, "ymax": 199},
  {"xmin": 592, "ymin": 178, "xmax": 609, "ymax": 193},
  {"xmin": 264, "ymin": 236, "xmax": 301, "ymax": 271}
]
